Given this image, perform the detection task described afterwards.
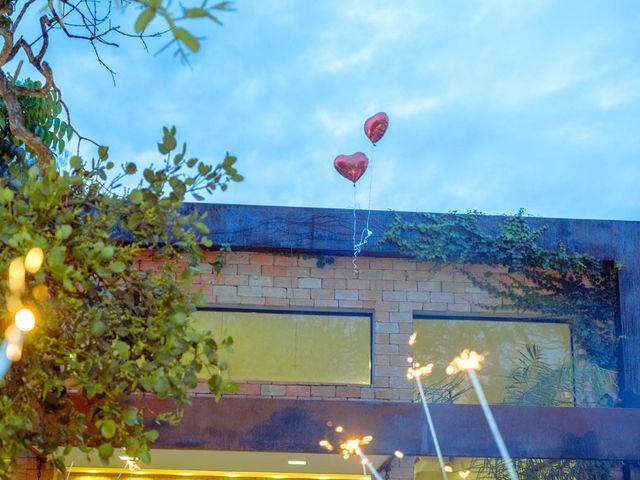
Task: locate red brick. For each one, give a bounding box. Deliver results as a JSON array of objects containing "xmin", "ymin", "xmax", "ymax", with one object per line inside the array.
[
  {"xmin": 262, "ymin": 265, "xmax": 288, "ymax": 277},
  {"xmin": 311, "ymin": 385, "xmax": 336, "ymax": 397},
  {"xmin": 286, "ymin": 385, "xmax": 311, "ymax": 396},
  {"xmin": 237, "ymin": 383, "xmax": 261, "ymax": 395},
  {"xmin": 274, "ymin": 255, "xmax": 298, "ymax": 266},
  {"xmin": 250, "ymin": 253, "xmax": 274, "ymax": 265},
  {"xmin": 336, "ymin": 386, "xmax": 362, "ymax": 398},
  {"xmin": 266, "ymin": 297, "xmax": 290, "ymax": 306}
]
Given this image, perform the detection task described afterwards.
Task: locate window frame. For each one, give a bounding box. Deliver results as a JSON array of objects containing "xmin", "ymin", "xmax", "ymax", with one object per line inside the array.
[
  {"xmin": 412, "ymin": 312, "xmax": 578, "ymax": 406},
  {"xmin": 197, "ymin": 305, "xmax": 375, "ymax": 385}
]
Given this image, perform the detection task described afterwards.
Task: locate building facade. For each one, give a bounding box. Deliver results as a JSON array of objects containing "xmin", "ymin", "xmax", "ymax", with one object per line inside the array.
[{"xmin": 13, "ymin": 204, "xmax": 640, "ymax": 480}]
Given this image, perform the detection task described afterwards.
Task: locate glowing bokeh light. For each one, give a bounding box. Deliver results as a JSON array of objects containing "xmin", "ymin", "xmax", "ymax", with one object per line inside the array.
[
  {"xmin": 24, "ymin": 248, "xmax": 45, "ymax": 273},
  {"xmin": 15, "ymin": 308, "xmax": 36, "ymax": 332}
]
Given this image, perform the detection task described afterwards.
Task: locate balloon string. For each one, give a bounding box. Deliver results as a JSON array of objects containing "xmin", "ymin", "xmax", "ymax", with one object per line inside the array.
[
  {"xmin": 352, "ymin": 184, "xmax": 359, "ymax": 274},
  {"xmin": 353, "ymin": 143, "xmax": 375, "ymax": 262}
]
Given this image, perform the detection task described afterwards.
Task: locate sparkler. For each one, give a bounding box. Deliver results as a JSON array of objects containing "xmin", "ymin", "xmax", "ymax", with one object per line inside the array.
[
  {"xmin": 319, "ymin": 430, "xmax": 384, "ymax": 480},
  {"xmin": 407, "ymin": 333, "xmax": 448, "ymax": 480},
  {"xmin": 447, "ymin": 350, "xmax": 518, "ymax": 480}
]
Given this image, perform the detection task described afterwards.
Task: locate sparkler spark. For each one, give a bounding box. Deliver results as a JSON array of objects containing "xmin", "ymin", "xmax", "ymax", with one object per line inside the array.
[
  {"xmin": 446, "ymin": 349, "xmax": 484, "ymax": 374},
  {"xmin": 319, "ymin": 430, "xmax": 383, "ymax": 480}
]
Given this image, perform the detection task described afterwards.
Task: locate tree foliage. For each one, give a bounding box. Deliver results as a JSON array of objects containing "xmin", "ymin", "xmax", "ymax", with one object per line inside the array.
[
  {"xmin": 0, "ymin": 126, "xmax": 242, "ymax": 477},
  {"xmin": 0, "ymin": 0, "xmax": 240, "ymax": 476}
]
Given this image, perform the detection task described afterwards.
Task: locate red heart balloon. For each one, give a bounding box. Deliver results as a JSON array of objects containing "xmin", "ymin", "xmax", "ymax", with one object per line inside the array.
[
  {"xmin": 334, "ymin": 152, "xmax": 369, "ymax": 184},
  {"xmin": 364, "ymin": 112, "xmax": 389, "ymax": 144}
]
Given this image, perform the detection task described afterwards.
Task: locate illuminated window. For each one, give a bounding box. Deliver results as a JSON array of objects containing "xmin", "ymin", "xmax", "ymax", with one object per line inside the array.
[
  {"xmin": 193, "ymin": 309, "xmax": 371, "ymax": 384},
  {"xmin": 412, "ymin": 315, "xmax": 572, "ymax": 405}
]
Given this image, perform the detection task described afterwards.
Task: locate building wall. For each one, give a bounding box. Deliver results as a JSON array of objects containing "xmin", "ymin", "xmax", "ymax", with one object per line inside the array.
[{"xmin": 176, "ymin": 251, "xmax": 507, "ymax": 403}]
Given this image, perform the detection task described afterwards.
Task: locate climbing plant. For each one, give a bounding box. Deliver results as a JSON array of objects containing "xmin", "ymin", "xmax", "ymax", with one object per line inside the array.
[{"xmin": 382, "ymin": 210, "xmax": 619, "ymax": 369}]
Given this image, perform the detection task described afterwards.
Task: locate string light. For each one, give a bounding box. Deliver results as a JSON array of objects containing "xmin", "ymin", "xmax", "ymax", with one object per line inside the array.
[
  {"xmin": 1, "ymin": 250, "xmax": 46, "ymax": 381},
  {"xmin": 14, "ymin": 308, "xmax": 36, "ymax": 332},
  {"xmin": 24, "ymin": 247, "xmax": 44, "ymax": 273},
  {"xmin": 8, "ymin": 257, "xmax": 25, "ymax": 292}
]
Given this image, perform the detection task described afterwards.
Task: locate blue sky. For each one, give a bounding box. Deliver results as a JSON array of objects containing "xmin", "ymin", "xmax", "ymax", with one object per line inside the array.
[{"xmin": 44, "ymin": 0, "xmax": 640, "ymax": 220}]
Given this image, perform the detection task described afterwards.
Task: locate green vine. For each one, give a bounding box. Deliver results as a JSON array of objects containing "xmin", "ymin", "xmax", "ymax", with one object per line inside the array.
[{"xmin": 382, "ymin": 211, "xmax": 619, "ymax": 369}]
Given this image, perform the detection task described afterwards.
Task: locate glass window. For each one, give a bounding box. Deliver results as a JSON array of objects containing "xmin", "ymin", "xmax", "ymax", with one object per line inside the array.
[
  {"xmin": 192, "ymin": 309, "xmax": 371, "ymax": 384},
  {"xmin": 412, "ymin": 316, "xmax": 572, "ymax": 405}
]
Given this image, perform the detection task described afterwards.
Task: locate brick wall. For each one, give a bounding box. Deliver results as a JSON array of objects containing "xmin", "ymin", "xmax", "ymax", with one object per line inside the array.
[
  {"xmin": 11, "ymin": 453, "xmax": 53, "ymax": 480},
  {"xmin": 173, "ymin": 251, "xmax": 510, "ymax": 403}
]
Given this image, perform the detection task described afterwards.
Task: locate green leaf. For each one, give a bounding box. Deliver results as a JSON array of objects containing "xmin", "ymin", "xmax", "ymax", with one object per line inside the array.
[
  {"xmin": 56, "ymin": 224, "xmax": 73, "ymax": 240},
  {"xmin": 70, "ymin": 156, "xmax": 83, "ymax": 169},
  {"xmin": 110, "ymin": 261, "xmax": 126, "ymax": 273},
  {"xmin": 98, "ymin": 145, "xmax": 109, "ymax": 160},
  {"xmin": 91, "ymin": 320, "xmax": 107, "ymax": 336},
  {"xmin": 194, "ymin": 222, "xmax": 209, "ymax": 234},
  {"xmin": 100, "ymin": 419, "xmax": 117, "ymax": 439},
  {"xmin": 129, "ymin": 189, "xmax": 143, "ymax": 204},
  {"xmin": 125, "ymin": 162, "xmax": 138, "ymax": 174},
  {"xmin": 135, "ymin": 8, "xmax": 156, "ymax": 33},
  {"xmin": 173, "ymin": 27, "xmax": 200, "ymax": 53},
  {"xmin": 114, "ymin": 341, "xmax": 130, "ymax": 360},
  {"xmin": 144, "ymin": 429, "xmax": 159, "ymax": 443},
  {"xmin": 123, "ymin": 407, "xmax": 138, "ymax": 426},
  {"xmin": 222, "ymin": 381, "xmax": 238, "ymax": 394},
  {"xmin": 184, "ymin": 7, "xmax": 210, "ymax": 18},
  {"xmin": 98, "ymin": 443, "xmax": 114, "ymax": 460}
]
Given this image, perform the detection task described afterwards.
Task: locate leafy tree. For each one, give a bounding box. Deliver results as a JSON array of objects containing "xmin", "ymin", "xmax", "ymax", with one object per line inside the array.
[{"xmin": 0, "ymin": 0, "xmax": 241, "ymax": 477}]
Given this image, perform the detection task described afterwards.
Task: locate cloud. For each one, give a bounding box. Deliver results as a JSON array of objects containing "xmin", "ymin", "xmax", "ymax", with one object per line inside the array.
[{"xmin": 33, "ymin": 0, "xmax": 640, "ymax": 221}]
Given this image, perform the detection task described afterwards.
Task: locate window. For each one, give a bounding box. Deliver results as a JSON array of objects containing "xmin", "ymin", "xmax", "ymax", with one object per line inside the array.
[
  {"xmin": 412, "ymin": 315, "xmax": 572, "ymax": 405},
  {"xmin": 193, "ymin": 309, "xmax": 371, "ymax": 384}
]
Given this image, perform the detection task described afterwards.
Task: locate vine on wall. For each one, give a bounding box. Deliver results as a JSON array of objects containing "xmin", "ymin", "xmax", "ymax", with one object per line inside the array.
[{"xmin": 382, "ymin": 211, "xmax": 620, "ymax": 369}]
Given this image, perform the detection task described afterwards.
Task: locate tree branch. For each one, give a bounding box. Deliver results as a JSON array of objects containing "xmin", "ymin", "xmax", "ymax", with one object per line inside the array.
[{"xmin": 0, "ymin": 69, "xmax": 54, "ymax": 169}]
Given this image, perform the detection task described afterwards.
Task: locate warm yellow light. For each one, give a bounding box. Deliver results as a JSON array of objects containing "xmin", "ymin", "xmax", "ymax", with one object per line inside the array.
[
  {"xmin": 6, "ymin": 294, "xmax": 21, "ymax": 314},
  {"xmin": 335, "ymin": 425, "xmax": 344, "ymax": 433},
  {"xmin": 8, "ymin": 257, "xmax": 25, "ymax": 292},
  {"xmin": 4, "ymin": 325, "xmax": 22, "ymax": 344},
  {"xmin": 444, "ymin": 464, "xmax": 454, "ymax": 473},
  {"xmin": 346, "ymin": 439, "xmax": 360, "ymax": 450},
  {"xmin": 459, "ymin": 470, "xmax": 471, "ymax": 479},
  {"xmin": 406, "ymin": 356, "xmax": 413, "ymax": 363},
  {"xmin": 32, "ymin": 284, "xmax": 49, "ymax": 301},
  {"xmin": 393, "ymin": 450, "xmax": 404, "ymax": 459},
  {"xmin": 319, "ymin": 440, "xmax": 334, "ymax": 451},
  {"xmin": 361, "ymin": 435, "xmax": 373, "ymax": 444},
  {"xmin": 408, "ymin": 363, "xmax": 434, "ymax": 378},
  {"xmin": 24, "ymin": 248, "xmax": 44, "ymax": 273},
  {"xmin": 409, "ymin": 332, "xmax": 417, "ymax": 346},
  {"xmin": 448, "ymin": 349, "xmax": 484, "ymax": 373},
  {"xmin": 6, "ymin": 343, "xmax": 22, "ymax": 361},
  {"xmin": 360, "ymin": 458, "xmax": 367, "ymax": 465},
  {"xmin": 14, "ymin": 308, "xmax": 36, "ymax": 332}
]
